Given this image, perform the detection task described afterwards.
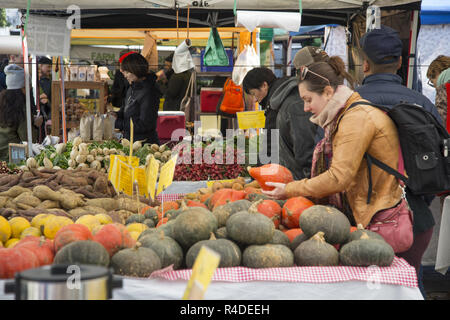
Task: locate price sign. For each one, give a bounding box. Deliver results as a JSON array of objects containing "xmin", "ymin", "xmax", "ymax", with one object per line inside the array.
[
  {"xmin": 156, "ymin": 155, "xmax": 178, "ymax": 196},
  {"xmin": 118, "ymin": 159, "xmax": 133, "ymax": 196},
  {"xmin": 182, "ymin": 246, "xmax": 221, "ymax": 300},
  {"xmin": 132, "ymin": 167, "xmax": 147, "ymax": 197},
  {"xmin": 146, "ymin": 156, "xmax": 160, "ymax": 201},
  {"xmin": 236, "ymin": 110, "xmax": 266, "ymax": 130}
]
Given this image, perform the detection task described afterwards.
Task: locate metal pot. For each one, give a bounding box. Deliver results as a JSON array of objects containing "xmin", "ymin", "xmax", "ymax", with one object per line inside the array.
[{"xmin": 4, "ymin": 264, "xmax": 123, "ymax": 300}]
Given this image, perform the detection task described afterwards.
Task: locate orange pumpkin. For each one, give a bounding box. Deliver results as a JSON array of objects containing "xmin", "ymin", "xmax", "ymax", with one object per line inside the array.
[
  {"xmin": 244, "ymin": 187, "xmax": 262, "ymax": 195},
  {"xmin": 15, "ymin": 236, "xmax": 54, "ymax": 266},
  {"xmin": 92, "ymin": 223, "xmax": 136, "ymax": 257},
  {"xmin": 156, "ymin": 217, "xmax": 169, "ymax": 227},
  {"xmin": 281, "ymin": 196, "xmax": 314, "ymax": 229},
  {"xmin": 0, "ymin": 247, "xmax": 40, "ymax": 279},
  {"xmin": 186, "ymin": 200, "xmax": 208, "ymax": 209},
  {"xmin": 256, "ymin": 200, "xmax": 282, "ymax": 229},
  {"xmin": 350, "ymin": 226, "xmax": 358, "ymax": 233},
  {"xmin": 53, "ymin": 224, "xmax": 93, "ymax": 253},
  {"xmin": 157, "ymin": 201, "xmax": 180, "ymax": 214},
  {"xmin": 247, "ymin": 164, "xmax": 294, "ymax": 191},
  {"xmin": 210, "ymin": 188, "xmax": 247, "ymax": 210},
  {"xmin": 284, "ymin": 228, "xmax": 304, "ymax": 242}
]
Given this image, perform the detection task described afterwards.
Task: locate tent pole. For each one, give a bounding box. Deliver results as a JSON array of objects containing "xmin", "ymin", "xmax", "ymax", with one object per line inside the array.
[
  {"xmin": 22, "ymin": 32, "xmax": 33, "ymax": 157},
  {"xmin": 407, "ymin": 10, "xmax": 419, "ymax": 89}
]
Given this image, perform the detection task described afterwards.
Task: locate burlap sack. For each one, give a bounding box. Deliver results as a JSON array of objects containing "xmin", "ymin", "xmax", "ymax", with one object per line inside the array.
[
  {"xmin": 80, "ymin": 114, "xmax": 93, "ymax": 142},
  {"xmin": 93, "ymin": 114, "xmax": 104, "ymax": 141},
  {"xmin": 102, "ymin": 114, "xmax": 115, "ymax": 141}
]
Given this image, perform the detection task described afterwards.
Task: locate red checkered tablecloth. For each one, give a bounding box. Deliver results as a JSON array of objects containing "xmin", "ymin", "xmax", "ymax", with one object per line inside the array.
[
  {"xmin": 149, "ymin": 257, "xmax": 418, "ymax": 288},
  {"xmin": 156, "ymin": 193, "xmax": 186, "ymax": 202}
]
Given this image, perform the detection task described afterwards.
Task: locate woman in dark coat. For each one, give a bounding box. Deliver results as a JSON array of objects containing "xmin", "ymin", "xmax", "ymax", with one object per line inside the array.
[{"xmin": 113, "ymin": 53, "xmax": 161, "ymax": 144}]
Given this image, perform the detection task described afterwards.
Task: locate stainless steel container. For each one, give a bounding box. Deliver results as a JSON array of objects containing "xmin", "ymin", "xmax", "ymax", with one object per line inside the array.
[{"xmin": 4, "ymin": 264, "xmax": 122, "ymax": 300}]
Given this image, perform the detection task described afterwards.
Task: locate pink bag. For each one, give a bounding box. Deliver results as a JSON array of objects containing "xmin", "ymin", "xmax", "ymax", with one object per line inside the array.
[{"xmin": 367, "ymin": 198, "xmax": 413, "ymax": 253}]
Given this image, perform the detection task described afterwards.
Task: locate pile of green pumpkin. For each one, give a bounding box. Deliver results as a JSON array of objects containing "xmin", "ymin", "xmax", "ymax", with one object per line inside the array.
[{"xmin": 47, "ymin": 198, "xmax": 395, "ymax": 278}]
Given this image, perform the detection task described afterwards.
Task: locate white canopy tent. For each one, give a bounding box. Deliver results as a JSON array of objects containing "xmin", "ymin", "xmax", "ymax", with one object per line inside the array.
[{"xmin": 1, "ymin": 0, "xmax": 422, "ymax": 11}]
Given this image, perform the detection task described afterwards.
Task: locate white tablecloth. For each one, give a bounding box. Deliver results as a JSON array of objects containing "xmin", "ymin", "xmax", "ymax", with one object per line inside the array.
[{"xmin": 435, "ymin": 196, "xmax": 450, "ymax": 275}]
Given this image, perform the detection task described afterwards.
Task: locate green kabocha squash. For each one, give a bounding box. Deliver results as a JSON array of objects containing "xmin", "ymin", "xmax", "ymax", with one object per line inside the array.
[
  {"xmin": 339, "ymin": 233, "xmax": 394, "ymax": 267},
  {"xmin": 138, "ymin": 227, "xmax": 158, "ymax": 241},
  {"xmin": 213, "ymin": 199, "xmax": 252, "ymax": 227},
  {"xmin": 143, "ymin": 207, "xmax": 159, "ymax": 224},
  {"xmin": 156, "ymin": 219, "xmax": 177, "ymax": 239},
  {"xmin": 139, "ymin": 231, "xmax": 184, "ymax": 270},
  {"xmin": 270, "ymin": 230, "xmax": 291, "ymax": 247},
  {"xmin": 173, "ymin": 207, "xmax": 218, "ymax": 249},
  {"xmin": 246, "ymin": 193, "xmax": 271, "ymax": 202},
  {"xmin": 126, "ymin": 214, "xmax": 146, "ymax": 225},
  {"xmin": 186, "ymin": 233, "xmax": 242, "ymax": 268},
  {"xmin": 290, "ymin": 233, "xmax": 309, "ymax": 251},
  {"xmin": 346, "ymin": 224, "xmax": 385, "ymax": 243},
  {"xmin": 214, "ymin": 227, "xmax": 228, "ymax": 239},
  {"xmin": 226, "ymin": 200, "xmax": 275, "ymax": 245},
  {"xmin": 143, "ymin": 219, "xmax": 156, "ymax": 228},
  {"xmin": 243, "ymin": 244, "xmax": 294, "ymax": 268},
  {"xmin": 53, "ymin": 240, "xmax": 110, "ymax": 267},
  {"xmin": 299, "ymin": 205, "xmax": 351, "ymax": 244},
  {"xmin": 294, "ymin": 232, "xmax": 339, "ymax": 266},
  {"xmin": 165, "ymin": 201, "xmax": 189, "ymax": 221},
  {"xmin": 111, "ymin": 242, "xmax": 162, "ymax": 277}
]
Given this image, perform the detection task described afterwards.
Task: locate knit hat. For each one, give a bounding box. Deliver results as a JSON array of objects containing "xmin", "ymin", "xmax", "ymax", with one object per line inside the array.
[
  {"xmin": 4, "ymin": 64, "xmax": 25, "ymax": 90},
  {"xmin": 293, "ymin": 46, "xmax": 329, "ymax": 70}
]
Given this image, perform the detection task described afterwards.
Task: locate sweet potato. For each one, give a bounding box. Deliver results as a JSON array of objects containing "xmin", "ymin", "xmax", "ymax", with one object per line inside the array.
[
  {"xmin": 58, "ymin": 189, "xmax": 85, "ymax": 210},
  {"xmin": 13, "ymin": 193, "xmax": 41, "ymax": 207},
  {"xmin": 0, "ymin": 186, "xmax": 32, "ymax": 198},
  {"xmin": 0, "ymin": 175, "xmax": 13, "ymax": 186},
  {"xmin": 93, "ymin": 176, "xmax": 109, "ymax": 195},
  {"xmin": 82, "ymin": 206, "xmax": 108, "ymax": 215},
  {"xmin": 0, "ymin": 196, "xmax": 9, "ymax": 208},
  {"xmin": 0, "ymin": 208, "xmax": 16, "ymax": 219},
  {"xmin": 85, "ymin": 198, "xmax": 118, "ymax": 212},
  {"xmin": 36, "ymin": 200, "xmax": 60, "ymax": 209},
  {"xmin": 17, "ymin": 203, "xmax": 35, "ymax": 211},
  {"xmin": 60, "ymin": 175, "xmax": 89, "ymax": 187},
  {"xmin": 68, "ymin": 208, "xmax": 89, "ymax": 220},
  {"xmin": 33, "ymin": 185, "xmax": 62, "ymax": 202},
  {"xmin": 117, "ymin": 197, "xmax": 147, "ymax": 214}
]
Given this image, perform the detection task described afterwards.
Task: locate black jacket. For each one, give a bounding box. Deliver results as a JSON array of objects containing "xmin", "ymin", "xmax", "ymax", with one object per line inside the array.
[
  {"xmin": 260, "ymin": 77, "xmax": 320, "ymax": 180},
  {"xmin": 115, "ymin": 72, "xmax": 161, "ymax": 144},
  {"xmin": 110, "ymin": 70, "xmax": 129, "ymax": 109},
  {"xmin": 161, "ymin": 69, "xmax": 192, "ymax": 111}
]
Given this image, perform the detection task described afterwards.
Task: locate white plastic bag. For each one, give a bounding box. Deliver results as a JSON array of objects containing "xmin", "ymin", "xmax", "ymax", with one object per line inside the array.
[{"xmin": 232, "ymin": 45, "xmax": 260, "ymax": 86}]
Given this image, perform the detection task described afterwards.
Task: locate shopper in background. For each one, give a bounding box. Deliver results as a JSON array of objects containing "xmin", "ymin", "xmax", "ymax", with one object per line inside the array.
[
  {"xmin": 242, "ymin": 66, "xmax": 319, "ymax": 180},
  {"xmin": 356, "ymin": 25, "xmax": 442, "ymax": 297},
  {"xmin": 427, "ymin": 55, "xmax": 450, "ymax": 125},
  {"xmin": 158, "ymin": 53, "xmax": 192, "ymax": 111},
  {"xmin": 0, "ymin": 64, "xmax": 38, "ymax": 161},
  {"xmin": 109, "ymin": 51, "xmax": 137, "ymax": 109},
  {"xmin": 111, "ymin": 53, "xmax": 161, "ymax": 144},
  {"xmin": 262, "ymin": 58, "xmax": 405, "ymax": 241},
  {"xmin": 37, "ymin": 56, "xmax": 52, "ymax": 121},
  {"xmin": 0, "ymin": 56, "xmax": 8, "ymax": 91}
]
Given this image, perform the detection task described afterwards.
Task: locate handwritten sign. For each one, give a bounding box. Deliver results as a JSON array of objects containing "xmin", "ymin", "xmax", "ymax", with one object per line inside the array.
[
  {"xmin": 236, "ymin": 110, "xmax": 266, "ymax": 130},
  {"xmin": 182, "ymin": 246, "xmax": 221, "ymax": 300},
  {"xmin": 118, "ymin": 159, "xmax": 133, "ymax": 196},
  {"xmin": 132, "ymin": 167, "xmax": 147, "ymax": 197},
  {"xmin": 146, "ymin": 156, "xmax": 160, "ymax": 201},
  {"xmin": 156, "ymin": 155, "xmax": 178, "ymax": 196}
]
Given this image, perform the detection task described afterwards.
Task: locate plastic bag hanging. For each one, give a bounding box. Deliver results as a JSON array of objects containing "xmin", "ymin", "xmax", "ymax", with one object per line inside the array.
[
  {"xmin": 204, "ymin": 27, "xmax": 229, "ymax": 66},
  {"xmin": 232, "ymin": 44, "xmax": 260, "ymax": 86},
  {"xmin": 172, "ymin": 39, "xmax": 195, "ymax": 74}
]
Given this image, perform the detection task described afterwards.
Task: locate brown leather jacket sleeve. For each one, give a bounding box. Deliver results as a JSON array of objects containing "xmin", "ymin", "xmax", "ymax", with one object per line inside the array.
[{"xmin": 285, "ymin": 106, "xmax": 376, "ymax": 199}]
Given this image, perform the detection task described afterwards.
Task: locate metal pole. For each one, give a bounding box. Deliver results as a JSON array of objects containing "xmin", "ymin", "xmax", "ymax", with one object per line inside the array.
[
  {"xmin": 22, "ymin": 32, "xmax": 33, "ymax": 157},
  {"xmin": 407, "ymin": 10, "xmax": 419, "ymax": 89}
]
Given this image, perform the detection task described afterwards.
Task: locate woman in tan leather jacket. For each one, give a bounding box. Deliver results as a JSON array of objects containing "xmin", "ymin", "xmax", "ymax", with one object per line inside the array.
[{"xmin": 263, "ymin": 57, "xmax": 403, "ymax": 228}]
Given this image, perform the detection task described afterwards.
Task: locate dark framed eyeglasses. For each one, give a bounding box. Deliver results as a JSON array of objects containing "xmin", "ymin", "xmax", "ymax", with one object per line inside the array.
[
  {"xmin": 427, "ymin": 79, "xmax": 435, "ymax": 88},
  {"xmin": 299, "ymin": 66, "xmax": 331, "ymax": 86}
]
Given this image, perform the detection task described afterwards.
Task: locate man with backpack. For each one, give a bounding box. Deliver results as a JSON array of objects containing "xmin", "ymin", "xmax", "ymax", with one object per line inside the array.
[
  {"xmin": 242, "ymin": 63, "xmax": 320, "ymax": 180},
  {"xmin": 356, "ymin": 25, "xmax": 444, "ymax": 296}
]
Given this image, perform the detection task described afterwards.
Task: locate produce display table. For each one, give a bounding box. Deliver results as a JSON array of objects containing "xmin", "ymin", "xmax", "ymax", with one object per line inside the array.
[
  {"xmin": 114, "ymin": 257, "xmax": 422, "ymax": 300},
  {"xmin": 0, "ymin": 257, "xmax": 422, "ymax": 300}
]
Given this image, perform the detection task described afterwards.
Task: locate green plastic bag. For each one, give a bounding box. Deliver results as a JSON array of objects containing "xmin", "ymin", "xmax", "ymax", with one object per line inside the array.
[{"xmin": 204, "ymin": 27, "xmax": 229, "ymax": 66}]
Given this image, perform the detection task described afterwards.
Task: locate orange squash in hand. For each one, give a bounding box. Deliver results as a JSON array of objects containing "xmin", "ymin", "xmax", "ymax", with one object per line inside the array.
[
  {"xmin": 281, "ymin": 196, "xmax": 314, "ymax": 229},
  {"xmin": 247, "ymin": 164, "xmax": 294, "ymax": 191}
]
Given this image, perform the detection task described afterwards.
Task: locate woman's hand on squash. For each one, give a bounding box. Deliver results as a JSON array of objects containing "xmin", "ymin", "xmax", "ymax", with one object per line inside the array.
[{"xmin": 261, "ymin": 182, "xmax": 288, "ymax": 200}]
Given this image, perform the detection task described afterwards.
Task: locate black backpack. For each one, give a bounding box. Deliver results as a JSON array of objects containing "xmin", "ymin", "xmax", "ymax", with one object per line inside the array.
[{"xmin": 347, "ymin": 101, "xmax": 450, "ymax": 202}]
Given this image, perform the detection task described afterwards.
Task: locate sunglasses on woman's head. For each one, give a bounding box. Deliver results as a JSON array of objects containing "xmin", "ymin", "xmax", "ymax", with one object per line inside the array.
[
  {"xmin": 299, "ymin": 66, "xmax": 331, "ymax": 86},
  {"xmin": 427, "ymin": 79, "xmax": 435, "ymax": 88}
]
